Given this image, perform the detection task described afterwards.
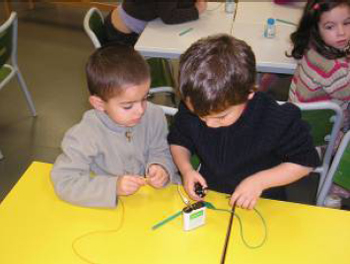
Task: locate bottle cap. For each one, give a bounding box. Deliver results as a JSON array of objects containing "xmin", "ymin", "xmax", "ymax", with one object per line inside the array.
[{"xmin": 267, "ymin": 18, "xmax": 275, "ymax": 25}]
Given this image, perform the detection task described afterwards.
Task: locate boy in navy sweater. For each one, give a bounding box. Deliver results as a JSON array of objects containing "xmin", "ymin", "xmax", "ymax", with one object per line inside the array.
[{"xmin": 168, "ymin": 34, "xmax": 320, "ymax": 209}]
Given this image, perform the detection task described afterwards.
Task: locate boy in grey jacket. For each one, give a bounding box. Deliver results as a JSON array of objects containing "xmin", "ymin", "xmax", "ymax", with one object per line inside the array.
[{"xmin": 51, "ymin": 45, "xmax": 178, "ymax": 208}]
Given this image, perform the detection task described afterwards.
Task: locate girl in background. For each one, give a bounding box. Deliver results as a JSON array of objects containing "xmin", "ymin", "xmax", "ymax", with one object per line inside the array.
[
  {"xmin": 288, "ymin": 0, "xmax": 350, "ymax": 202},
  {"xmin": 289, "ymin": 0, "xmax": 350, "ymax": 132}
]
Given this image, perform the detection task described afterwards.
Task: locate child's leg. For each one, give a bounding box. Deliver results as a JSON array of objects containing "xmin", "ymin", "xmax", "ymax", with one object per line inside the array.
[{"xmin": 104, "ymin": 12, "xmax": 139, "ymax": 47}]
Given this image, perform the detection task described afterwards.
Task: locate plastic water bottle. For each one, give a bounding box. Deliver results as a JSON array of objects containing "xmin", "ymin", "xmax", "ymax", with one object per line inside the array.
[
  {"xmin": 323, "ymin": 194, "xmax": 342, "ymax": 209},
  {"xmin": 225, "ymin": 0, "xmax": 236, "ymax": 13},
  {"xmin": 264, "ymin": 18, "xmax": 276, "ymax": 38}
]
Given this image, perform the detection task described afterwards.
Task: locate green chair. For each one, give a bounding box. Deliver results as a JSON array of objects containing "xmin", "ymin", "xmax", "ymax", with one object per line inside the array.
[
  {"xmin": 317, "ymin": 131, "xmax": 350, "ymax": 206},
  {"xmin": 295, "ymin": 101, "xmax": 343, "ymax": 205},
  {"xmin": 0, "ymin": 12, "xmax": 37, "ymax": 159},
  {"xmin": 83, "ymin": 7, "xmax": 175, "ymax": 98}
]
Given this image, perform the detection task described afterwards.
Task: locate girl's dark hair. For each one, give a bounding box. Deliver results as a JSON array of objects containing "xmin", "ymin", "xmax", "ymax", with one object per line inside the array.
[
  {"xmin": 179, "ymin": 34, "xmax": 256, "ymax": 117},
  {"xmin": 86, "ymin": 44, "xmax": 150, "ymax": 101},
  {"xmin": 289, "ymin": 0, "xmax": 350, "ymax": 60}
]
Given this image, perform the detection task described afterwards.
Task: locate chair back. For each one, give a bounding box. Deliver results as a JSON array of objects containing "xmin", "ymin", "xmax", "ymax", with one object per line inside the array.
[
  {"xmin": 148, "ymin": 58, "xmax": 175, "ymax": 89},
  {"xmin": 296, "ymin": 101, "xmax": 343, "ymax": 203},
  {"xmin": 301, "ymin": 108, "xmax": 337, "ymax": 146},
  {"xmin": 317, "ymin": 131, "xmax": 350, "ymax": 205},
  {"xmin": 83, "ymin": 8, "xmax": 106, "ymax": 48},
  {"xmin": 0, "ymin": 12, "xmax": 16, "ymax": 68},
  {"xmin": 83, "ymin": 8, "xmax": 175, "ymax": 95}
]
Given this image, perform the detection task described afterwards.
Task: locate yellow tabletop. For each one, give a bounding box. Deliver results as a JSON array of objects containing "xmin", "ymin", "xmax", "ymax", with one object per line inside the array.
[{"xmin": 0, "ymin": 162, "xmax": 350, "ymax": 264}]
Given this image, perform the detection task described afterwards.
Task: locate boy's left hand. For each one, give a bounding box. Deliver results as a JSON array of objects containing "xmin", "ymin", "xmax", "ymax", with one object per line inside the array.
[
  {"xmin": 230, "ymin": 176, "xmax": 264, "ymax": 210},
  {"xmin": 146, "ymin": 164, "xmax": 170, "ymax": 188}
]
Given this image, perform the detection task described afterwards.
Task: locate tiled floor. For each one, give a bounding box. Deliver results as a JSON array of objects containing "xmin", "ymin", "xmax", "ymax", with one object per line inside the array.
[
  {"xmin": 0, "ymin": 4, "xmax": 93, "ymax": 201},
  {"xmin": 0, "ymin": 3, "xmax": 346, "ymax": 208}
]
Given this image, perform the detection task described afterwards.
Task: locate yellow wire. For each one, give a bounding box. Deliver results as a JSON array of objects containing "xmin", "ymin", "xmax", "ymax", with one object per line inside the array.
[{"xmin": 71, "ymin": 198, "xmax": 125, "ymax": 264}]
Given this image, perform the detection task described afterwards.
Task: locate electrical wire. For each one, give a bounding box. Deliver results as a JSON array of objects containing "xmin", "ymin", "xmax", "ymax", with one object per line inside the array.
[
  {"xmin": 71, "ymin": 198, "xmax": 125, "ymax": 264},
  {"xmin": 71, "ymin": 188, "xmax": 267, "ymax": 264},
  {"xmin": 220, "ymin": 204, "xmax": 236, "ymax": 264},
  {"xmin": 175, "ymin": 185, "xmax": 268, "ymax": 249},
  {"xmin": 176, "ymin": 184, "xmax": 191, "ymax": 206},
  {"xmin": 213, "ymin": 206, "xmax": 268, "ymax": 249}
]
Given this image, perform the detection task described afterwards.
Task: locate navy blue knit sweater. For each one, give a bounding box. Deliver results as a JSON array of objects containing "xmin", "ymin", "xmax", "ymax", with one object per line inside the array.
[{"xmin": 168, "ymin": 92, "xmax": 321, "ymax": 200}]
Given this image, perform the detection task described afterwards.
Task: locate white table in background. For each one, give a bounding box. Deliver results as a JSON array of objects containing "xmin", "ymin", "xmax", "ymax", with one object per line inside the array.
[
  {"xmin": 135, "ymin": 3, "xmax": 234, "ymax": 59},
  {"xmin": 135, "ymin": 2, "xmax": 304, "ymax": 75},
  {"xmin": 232, "ymin": 2, "xmax": 304, "ymax": 74}
]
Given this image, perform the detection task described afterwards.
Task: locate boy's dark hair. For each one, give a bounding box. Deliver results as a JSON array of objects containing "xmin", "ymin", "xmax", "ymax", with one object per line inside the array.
[
  {"xmin": 289, "ymin": 0, "xmax": 350, "ymax": 60},
  {"xmin": 179, "ymin": 34, "xmax": 256, "ymax": 117},
  {"xmin": 86, "ymin": 44, "xmax": 150, "ymax": 101}
]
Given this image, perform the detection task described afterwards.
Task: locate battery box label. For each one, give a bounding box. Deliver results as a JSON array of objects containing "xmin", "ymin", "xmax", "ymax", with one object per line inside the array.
[{"xmin": 190, "ymin": 210, "xmax": 204, "ymax": 220}]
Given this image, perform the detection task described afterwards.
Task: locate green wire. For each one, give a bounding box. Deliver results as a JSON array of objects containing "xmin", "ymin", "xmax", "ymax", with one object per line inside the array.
[
  {"xmin": 276, "ymin": 18, "xmax": 297, "ymax": 26},
  {"xmin": 209, "ymin": 206, "xmax": 268, "ymax": 249},
  {"xmin": 152, "ymin": 210, "xmax": 182, "ymax": 230},
  {"xmin": 152, "ymin": 201, "xmax": 268, "ymax": 249}
]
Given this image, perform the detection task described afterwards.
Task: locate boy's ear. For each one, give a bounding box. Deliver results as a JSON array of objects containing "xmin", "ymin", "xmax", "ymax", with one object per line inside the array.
[
  {"xmin": 89, "ymin": 95, "xmax": 105, "ymax": 111},
  {"xmin": 184, "ymin": 97, "xmax": 194, "ymax": 112},
  {"xmin": 248, "ymin": 92, "xmax": 255, "ymax": 100}
]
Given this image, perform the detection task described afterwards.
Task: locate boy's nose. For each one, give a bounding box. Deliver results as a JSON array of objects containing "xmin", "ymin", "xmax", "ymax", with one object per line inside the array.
[
  {"xmin": 337, "ymin": 25, "xmax": 345, "ymax": 35},
  {"xmin": 135, "ymin": 103, "xmax": 145, "ymax": 115}
]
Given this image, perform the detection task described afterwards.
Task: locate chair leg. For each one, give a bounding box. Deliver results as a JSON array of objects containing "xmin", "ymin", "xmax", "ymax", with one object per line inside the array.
[
  {"xmin": 16, "ymin": 69, "xmax": 37, "ymax": 116},
  {"xmin": 0, "ymin": 149, "xmax": 3, "ymax": 160},
  {"xmin": 164, "ymin": 60, "xmax": 177, "ymax": 105},
  {"xmin": 316, "ymin": 170, "xmax": 330, "ymax": 206}
]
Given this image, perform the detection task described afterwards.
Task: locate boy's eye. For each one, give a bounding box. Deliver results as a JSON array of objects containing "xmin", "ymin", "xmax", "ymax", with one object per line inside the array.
[
  {"xmin": 122, "ymin": 104, "xmax": 133, "ymax": 110},
  {"xmin": 325, "ymin": 25, "xmax": 333, "ymax": 30},
  {"xmin": 216, "ymin": 115, "xmax": 226, "ymax": 120}
]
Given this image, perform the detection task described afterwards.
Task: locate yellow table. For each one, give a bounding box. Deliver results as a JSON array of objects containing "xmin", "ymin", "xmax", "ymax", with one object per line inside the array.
[{"xmin": 1, "ymin": 162, "xmax": 350, "ymax": 264}]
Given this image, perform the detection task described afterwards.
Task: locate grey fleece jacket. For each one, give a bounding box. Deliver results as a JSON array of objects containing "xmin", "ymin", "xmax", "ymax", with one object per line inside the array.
[{"xmin": 51, "ymin": 102, "xmax": 179, "ymax": 208}]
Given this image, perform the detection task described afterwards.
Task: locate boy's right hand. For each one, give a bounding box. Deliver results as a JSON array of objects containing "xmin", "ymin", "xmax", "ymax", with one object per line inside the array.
[
  {"xmin": 183, "ymin": 170, "xmax": 207, "ymax": 201},
  {"xmin": 116, "ymin": 175, "xmax": 146, "ymax": 196}
]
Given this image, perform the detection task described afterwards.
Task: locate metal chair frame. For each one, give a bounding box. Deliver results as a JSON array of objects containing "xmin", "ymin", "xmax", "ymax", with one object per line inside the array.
[
  {"xmin": 0, "ymin": 12, "xmax": 37, "ymax": 160},
  {"xmin": 317, "ymin": 131, "xmax": 350, "ymax": 206}
]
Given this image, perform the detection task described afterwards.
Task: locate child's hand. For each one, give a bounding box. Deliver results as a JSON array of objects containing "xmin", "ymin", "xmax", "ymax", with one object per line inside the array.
[
  {"xmin": 230, "ymin": 176, "xmax": 264, "ymax": 210},
  {"xmin": 146, "ymin": 164, "xmax": 169, "ymax": 188},
  {"xmin": 183, "ymin": 170, "xmax": 207, "ymax": 201},
  {"xmin": 195, "ymin": 0, "xmax": 207, "ymax": 14},
  {"xmin": 117, "ymin": 175, "xmax": 146, "ymax": 196}
]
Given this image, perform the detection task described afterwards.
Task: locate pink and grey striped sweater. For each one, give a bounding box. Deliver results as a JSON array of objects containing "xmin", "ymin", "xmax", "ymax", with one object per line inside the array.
[{"xmin": 289, "ymin": 48, "xmax": 350, "ymax": 131}]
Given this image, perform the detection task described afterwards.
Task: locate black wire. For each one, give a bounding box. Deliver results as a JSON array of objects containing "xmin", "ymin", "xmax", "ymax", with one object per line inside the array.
[{"xmin": 220, "ymin": 204, "xmax": 236, "ymax": 264}]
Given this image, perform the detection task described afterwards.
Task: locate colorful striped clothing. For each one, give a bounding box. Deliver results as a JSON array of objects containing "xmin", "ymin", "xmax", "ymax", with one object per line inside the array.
[{"xmin": 289, "ymin": 48, "xmax": 350, "ymax": 131}]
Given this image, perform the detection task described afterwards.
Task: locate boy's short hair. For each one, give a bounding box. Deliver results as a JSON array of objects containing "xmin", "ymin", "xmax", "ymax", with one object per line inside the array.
[
  {"xmin": 86, "ymin": 44, "xmax": 150, "ymax": 101},
  {"xmin": 179, "ymin": 34, "xmax": 256, "ymax": 116}
]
